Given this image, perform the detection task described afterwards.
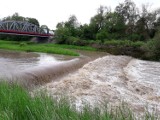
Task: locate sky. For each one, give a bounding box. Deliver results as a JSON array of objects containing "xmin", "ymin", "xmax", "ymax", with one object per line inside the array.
[{"xmin": 0, "ymin": 0, "xmax": 159, "ymax": 30}]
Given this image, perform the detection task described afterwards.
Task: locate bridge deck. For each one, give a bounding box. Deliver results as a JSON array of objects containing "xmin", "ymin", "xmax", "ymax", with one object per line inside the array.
[{"xmin": 0, "ymin": 29, "xmax": 52, "ymax": 37}]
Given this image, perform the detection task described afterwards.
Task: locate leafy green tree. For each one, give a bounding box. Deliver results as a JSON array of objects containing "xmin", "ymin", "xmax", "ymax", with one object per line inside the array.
[
  {"xmin": 2, "ymin": 13, "xmax": 25, "ymax": 21},
  {"xmin": 115, "ymin": 0, "xmax": 138, "ymax": 35},
  {"xmin": 79, "ymin": 24, "xmax": 94, "ymax": 40},
  {"xmin": 64, "ymin": 15, "xmax": 79, "ymax": 37},
  {"xmin": 54, "ymin": 15, "xmax": 80, "ymax": 44},
  {"xmin": 87, "ymin": 6, "xmax": 110, "ymax": 40},
  {"xmin": 135, "ymin": 4, "xmax": 160, "ymax": 40},
  {"xmin": 104, "ymin": 12, "xmax": 126, "ymax": 39},
  {"xmin": 27, "ymin": 17, "xmax": 40, "ymax": 26},
  {"xmin": 54, "ymin": 27, "xmax": 71, "ymax": 44}
]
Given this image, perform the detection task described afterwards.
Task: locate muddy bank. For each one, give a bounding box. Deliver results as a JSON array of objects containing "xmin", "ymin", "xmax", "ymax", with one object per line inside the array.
[
  {"xmin": 95, "ymin": 44, "xmax": 145, "ymax": 59},
  {"xmin": 41, "ymin": 55, "xmax": 160, "ymax": 116}
]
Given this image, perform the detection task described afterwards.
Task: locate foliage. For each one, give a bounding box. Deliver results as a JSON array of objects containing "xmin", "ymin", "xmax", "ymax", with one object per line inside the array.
[
  {"xmin": 1, "ymin": 12, "xmax": 40, "ymax": 26},
  {"xmin": 142, "ymin": 31, "xmax": 160, "ymax": 60},
  {"xmin": 54, "ymin": 0, "xmax": 160, "ymax": 45}
]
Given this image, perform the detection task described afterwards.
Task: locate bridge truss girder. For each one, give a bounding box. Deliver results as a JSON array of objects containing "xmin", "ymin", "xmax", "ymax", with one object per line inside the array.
[{"xmin": 0, "ymin": 21, "xmax": 49, "ymax": 35}]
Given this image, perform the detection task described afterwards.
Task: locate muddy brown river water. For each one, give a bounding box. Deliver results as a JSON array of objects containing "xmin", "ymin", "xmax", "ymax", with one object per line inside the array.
[
  {"xmin": 1, "ymin": 49, "xmax": 160, "ymax": 117},
  {"xmin": 0, "ymin": 49, "xmax": 107, "ymax": 87}
]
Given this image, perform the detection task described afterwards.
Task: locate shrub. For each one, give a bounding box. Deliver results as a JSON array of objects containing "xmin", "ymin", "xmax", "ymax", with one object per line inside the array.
[
  {"xmin": 127, "ymin": 34, "xmax": 141, "ymax": 41},
  {"xmin": 142, "ymin": 31, "xmax": 160, "ymax": 60},
  {"xmin": 65, "ymin": 36, "xmax": 89, "ymax": 46},
  {"xmin": 65, "ymin": 36, "xmax": 79, "ymax": 45}
]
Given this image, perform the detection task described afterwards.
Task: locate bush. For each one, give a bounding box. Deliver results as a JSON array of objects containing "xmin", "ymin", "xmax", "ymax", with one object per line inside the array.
[
  {"xmin": 65, "ymin": 36, "xmax": 89, "ymax": 46},
  {"xmin": 127, "ymin": 34, "xmax": 141, "ymax": 41},
  {"xmin": 96, "ymin": 31, "xmax": 109, "ymax": 43},
  {"xmin": 65, "ymin": 36, "xmax": 79, "ymax": 45},
  {"xmin": 142, "ymin": 31, "xmax": 160, "ymax": 60}
]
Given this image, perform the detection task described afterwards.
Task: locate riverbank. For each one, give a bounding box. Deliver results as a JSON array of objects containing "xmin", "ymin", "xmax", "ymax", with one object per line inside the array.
[{"xmin": 0, "ymin": 40, "xmax": 95, "ymax": 56}]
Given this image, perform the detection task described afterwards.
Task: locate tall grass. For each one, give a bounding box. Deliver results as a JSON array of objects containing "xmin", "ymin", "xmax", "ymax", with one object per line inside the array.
[{"xmin": 0, "ymin": 81, "xmax": 159, "ymax": 120}]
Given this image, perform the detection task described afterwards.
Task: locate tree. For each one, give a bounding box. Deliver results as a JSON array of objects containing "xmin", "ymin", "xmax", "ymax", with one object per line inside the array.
[
  {"xmin": 64, "ymin": 15, "xmax": 79, "ymax": 37},
  {"xmin": 27, "ymin": 17, "xmax": 40, "ymax": 26},
  {"xmin": 115, "ymin": 0, "xmax": 138, "ymax": 35},
  {"xmin": 136, "ymin": 4, "xmax": 160, "ymax": 39},
  {"xmin": 2, "ymin": 12, "xmax": 25, "ymax": 21},
  {"xmin": 104, "ymin": 12, "xmax": 126, "ymax": 38},
  {"xmin": 54, "ymin": 15, "xmax": 79, "ymax": 43},
  {"xmin": 80, "ymin": 24, "xmax": 95, "ymax": 40}
]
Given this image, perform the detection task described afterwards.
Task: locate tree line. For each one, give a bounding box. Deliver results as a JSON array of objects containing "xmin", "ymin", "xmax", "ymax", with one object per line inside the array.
[
  {"xmin": 54, "ymin": 0, "xmax": 160, "ymax": 44},
  {"xmin": 0, "ymin": 0, "xmax": 160, "ymax": 60}
]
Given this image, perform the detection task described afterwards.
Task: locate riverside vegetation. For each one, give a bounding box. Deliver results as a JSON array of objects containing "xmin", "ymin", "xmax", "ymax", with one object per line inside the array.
[
  {"xmin": 0, "ymin": 0, "xmax": 160, "ymax": 60},
  {"xmin": 0, "ymin": 40, "xmax": 95, "ymax": 56},
  {"xmin": 0, "ymin": 81, "xmax": 159, "ymax": 120}
]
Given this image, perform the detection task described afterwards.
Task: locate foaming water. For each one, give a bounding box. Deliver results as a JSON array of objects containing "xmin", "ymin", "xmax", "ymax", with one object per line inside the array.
[{"xmin": 42, "ymin": 55, "xmax": 160, "ymax": 117}]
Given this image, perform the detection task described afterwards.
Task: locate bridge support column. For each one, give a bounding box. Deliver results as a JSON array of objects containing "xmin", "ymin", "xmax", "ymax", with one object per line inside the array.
[{"xmin": 30, "ymin": 37, "xmax": 52, "ymax": 43}]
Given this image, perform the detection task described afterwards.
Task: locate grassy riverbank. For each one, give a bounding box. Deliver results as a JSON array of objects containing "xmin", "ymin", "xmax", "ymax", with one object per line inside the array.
[
  {"xmin": 0, "ymin": 81, "xmax": 158, "ymax": 120},
  {"xmin": 0, "ymin": 40, "xmax": 95, "ymax": 56}
]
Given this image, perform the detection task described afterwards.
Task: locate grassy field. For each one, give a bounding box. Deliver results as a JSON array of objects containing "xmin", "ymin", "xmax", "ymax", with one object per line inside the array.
[
  {"xmin": 0, "ymin": 40, "xmax": 95, "ymax": 56},
  {"xmin": 0, "ymin": 81, "xmax": 158, "ymax": 120}
]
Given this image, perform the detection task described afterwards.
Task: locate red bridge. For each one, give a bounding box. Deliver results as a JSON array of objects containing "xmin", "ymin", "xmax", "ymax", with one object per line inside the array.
[{"xmin": 0, "ymin": 21, "xmax": 53, "ymax": 37}]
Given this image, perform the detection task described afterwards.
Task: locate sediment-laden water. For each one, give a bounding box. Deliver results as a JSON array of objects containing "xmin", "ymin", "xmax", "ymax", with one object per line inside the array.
[
  {"xmin": 1, "ymin": 49, "xmax": 160, "ymax": 117},
  {"xmin": 41, "ymin": 55, "xmax": 160, "ymax": 116},
  {"xmin": 0, "ymin": 49, "xmax": 107, "ymax": 88}
]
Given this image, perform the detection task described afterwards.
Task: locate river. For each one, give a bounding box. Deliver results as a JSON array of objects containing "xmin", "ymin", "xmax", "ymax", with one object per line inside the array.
[
  {"xmin": 0, "ymin": 49, "xmax": 107, "ymax": 88},
  {"xmin": 0, "ymin": 49, "xmax": 160, "ymax": 117},
  {"xmin": 0, "ymin": 50, "xmax": 75, "ymax": 77}
]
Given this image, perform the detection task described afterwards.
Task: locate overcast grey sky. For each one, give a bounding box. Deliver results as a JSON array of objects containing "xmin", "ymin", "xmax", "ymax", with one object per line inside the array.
[{"xmin": 0, "ymin": 0, "xmax": 159, "ymax": 29}]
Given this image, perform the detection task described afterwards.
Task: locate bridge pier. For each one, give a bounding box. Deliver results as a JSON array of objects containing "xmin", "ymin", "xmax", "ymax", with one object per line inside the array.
[{"xmin": 30, "ymin": 37, "xmax": 53, "ymax": 43}]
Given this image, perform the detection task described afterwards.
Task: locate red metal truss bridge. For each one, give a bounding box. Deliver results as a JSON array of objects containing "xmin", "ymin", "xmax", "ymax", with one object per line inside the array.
[{"xmin": 0, "ymin": 21, "xmax": 53, "ymax": 37}]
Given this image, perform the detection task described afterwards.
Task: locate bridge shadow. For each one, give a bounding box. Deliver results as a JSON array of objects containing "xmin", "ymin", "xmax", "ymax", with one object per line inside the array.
[{"xmin": 30, "ymin": 37, "xmax": 53, "ymax": 43}]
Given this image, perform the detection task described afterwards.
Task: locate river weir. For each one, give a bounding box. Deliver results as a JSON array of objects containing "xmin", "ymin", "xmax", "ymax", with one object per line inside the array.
[
  {"xmin": 0, "ymin": 49, "xmax": 106, "ymax": 88},
  {"xmin": 40, "ymin": 55, "xmax": 160, "ymax": 117},
  {"xmin": 1, "ymin": 50, "xmax": 160, "ymax": 117}
]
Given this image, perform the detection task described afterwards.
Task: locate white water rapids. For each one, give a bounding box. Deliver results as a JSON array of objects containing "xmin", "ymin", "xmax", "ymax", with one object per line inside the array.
[{"xmin": 40, "ymin": 55, "xmax": 160, "ymax": 116}]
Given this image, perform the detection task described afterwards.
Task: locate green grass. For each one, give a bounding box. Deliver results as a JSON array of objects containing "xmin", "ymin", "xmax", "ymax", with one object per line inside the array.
[
  {"xmin": 44, "ymin": 43, "xmax": 96, "ymax": 51},
  {"xmin": 0, "ymin": 40, "xmax": 79, "ymax": 56},
  {"xmin": 0, "ymin": 81, "xmax": 159, "ymax": 120},
  {"xmin": 0, "ymin": 40, "xmax": 96, "ymax": 56}
]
